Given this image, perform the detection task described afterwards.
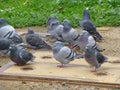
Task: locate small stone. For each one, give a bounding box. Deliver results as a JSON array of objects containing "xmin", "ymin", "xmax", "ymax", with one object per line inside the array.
[
  {"xmin": 21, "ymin": 81, "xmax": 27, "ymax": 84},
  {"xmin": 61, "ymin": 82, "xmax": 66, "ymax": 86},
  {"xmin": 49, "ymin": 82, "xmax": 53, "ymax": 85}
]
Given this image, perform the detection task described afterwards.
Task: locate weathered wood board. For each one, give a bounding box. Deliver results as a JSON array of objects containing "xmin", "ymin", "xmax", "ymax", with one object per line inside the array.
[{"xmin": 0, "ymin": 50, "xmax": 120, "ymax": 87}]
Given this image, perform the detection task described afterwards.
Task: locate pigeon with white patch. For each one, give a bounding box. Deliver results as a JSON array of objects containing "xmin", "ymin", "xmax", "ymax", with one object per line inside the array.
[
  {"xmin": 0, "ymin": 18, "xmax": 23, "ymax": 44},
  {"xmin": 25, "ymin": 28, "xmax": 51, "ymax": 50},
  {"xmin": 46, "ymin": 15, "xmax": 63, "ymax": 41},
  {"xmin": 80, "ymin": 9, "xmax": 103, "ymax": 41},
  {"xmin": 52, "ymin": 41, "xmax": 83, "ymax": 67},
  {"xmin": 62, "ymin": 20, "xmax": 80, "ymax": 48},
  {"xmin": 85, "ymin": 44, "xmax": 108, "ymax": 72},
  {"xmin": 9, "ymin": 45, "xmax": 35, "ymax": 66}
]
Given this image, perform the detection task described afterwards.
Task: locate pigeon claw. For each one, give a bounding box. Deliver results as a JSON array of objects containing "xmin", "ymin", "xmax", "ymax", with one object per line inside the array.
[
  {"xmin": 0, "ymin": 54, "xmax": 5, "ymax": 58},
  {"xmin": 90, "ymin": 67, "xmax": 96, "ymax": 72},
  {"xmin": 57, "ymin": 64, "xmax": 65, "ymax": 68},
  {"xmin": 68, "ymin": 45, "xmax": 73, "ymax": 49}
]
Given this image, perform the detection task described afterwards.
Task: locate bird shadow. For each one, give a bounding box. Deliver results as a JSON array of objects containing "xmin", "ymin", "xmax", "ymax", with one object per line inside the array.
[{"xmin": 21, "ymin": 67, "xmax": 34, "ymax": 71}]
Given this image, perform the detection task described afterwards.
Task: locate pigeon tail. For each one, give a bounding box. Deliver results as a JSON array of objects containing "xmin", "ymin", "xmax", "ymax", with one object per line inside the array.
[
  {"xmin": 93, "ymin": 31, "xmax": 103, "ymax": 41},
  {"xmin": 40, "ymin": 41, "xmax": 52, "ymax": 50}
]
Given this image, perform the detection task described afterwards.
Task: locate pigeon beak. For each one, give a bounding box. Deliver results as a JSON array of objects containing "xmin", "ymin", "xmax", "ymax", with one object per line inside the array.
[
  {"xmin": 31, "ymin": 56, "xmax": 36, "ymax": 62},
  {"xmin": 30, "ymin": 60, "xmax": 34, "ymax": 62}
]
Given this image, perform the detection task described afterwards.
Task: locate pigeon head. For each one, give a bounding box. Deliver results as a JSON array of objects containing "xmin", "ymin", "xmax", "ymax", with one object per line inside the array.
[
  {"xmin": 82, "ymin": 9, "xmax": 90, "ymax": 20},
  {"xmin": 46, "ymin": 15, "xmax": 58, "ymax": 26},
  {"xmin": 53, "ymin": 41, "xmax": 64, "ymax": 48},
  {"xmin": 81, "ymin": 30, "xmax": 90, "ymax": 36},
  {"xmin": 63, "ymin": 20, "xmax": 71, "ymax": 32},
  {"xmin": 93, "ymin": 32, "xmax": 103, "ymax": 41},
  {"xmin": 52, "ymin": 41, "xmax": 64, "ymax": 53},
  {"xmin": 50, "ymin": 20, "xmax": 60, "ymax": 28},
  {"xmin": 28, "ymin": 28, "xmax": 34, "ymax": 34},
  {"xmin": 0, "ymin": 18, "xmax": 8, "ymax": 27}
]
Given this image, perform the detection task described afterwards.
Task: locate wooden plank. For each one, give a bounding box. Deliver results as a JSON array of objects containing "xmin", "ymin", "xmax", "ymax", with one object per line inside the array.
[
  {"xmin": 0, "ymin": 73, "xmax": 120, "ymax": 88},
  {"xmin": 0, "ymin": 50, "xmax": 120, "ymax": 88}
]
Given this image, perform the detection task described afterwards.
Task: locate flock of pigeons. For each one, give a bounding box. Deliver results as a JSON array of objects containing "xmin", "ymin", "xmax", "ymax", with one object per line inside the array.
[{"xmin": 0, "ymin": 9, "xmax": 108, "ymax": 72}]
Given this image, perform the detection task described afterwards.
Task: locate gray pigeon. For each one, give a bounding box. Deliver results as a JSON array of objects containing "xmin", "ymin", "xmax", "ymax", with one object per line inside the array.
[
  {"xmin": 52, "ymin": 41, "xmax": 83, "ymax": 67},
  {"xmin": 80, "ymin": 9, "xmax": 103, "ymax": 41},
  {"xmin": 85, "ymin": 44, "xmax": 108, "ymax": 72},
  {"xmin": 9, "ymin": 44, "xmax": 35, "ymax": 66},
  {"xmin": 25, "ymin": 28, "xmax": 51, "ymax": 50},
  {"xmin": 62, "ymin": 20, "xmax": 80, "ymax": 48},
  {"xmin": 46, "ymin": 15, "xmax": 64, "ymax": 41},
  {"xmin": 0, "ymin": 18, "xmax": 23, "ymax": 44},
  {"xmin": 76, "ymin": 30, "xmax": 104, "ymax": 52}
]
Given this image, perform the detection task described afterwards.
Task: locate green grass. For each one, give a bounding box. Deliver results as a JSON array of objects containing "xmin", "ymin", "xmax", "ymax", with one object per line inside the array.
[{"xmin": 0, "ymin": 0, "xmax": 120, "ymax": 28}]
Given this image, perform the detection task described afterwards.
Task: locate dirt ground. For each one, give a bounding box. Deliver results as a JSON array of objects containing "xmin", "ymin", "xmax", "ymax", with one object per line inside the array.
[{"xmin": 0, "ymin": 26, "xmax": 120, "ymax": 90}]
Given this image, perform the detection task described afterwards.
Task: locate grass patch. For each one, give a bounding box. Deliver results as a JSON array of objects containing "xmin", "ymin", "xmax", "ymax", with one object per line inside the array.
[{"xmin": 0, "ymin": 0, "xmax": 120, "ymax": 27}]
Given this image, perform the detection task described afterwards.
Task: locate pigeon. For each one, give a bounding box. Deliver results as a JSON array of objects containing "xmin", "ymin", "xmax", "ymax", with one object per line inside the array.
[
  {"xmin": 9, "ymin": 44, "xmax": 35, "ymax": 66},
  {"xmin": 85, "ymin": 44, "xmax": 108, "ymax": 72},
  {"xmin": 76, "ymin": 30, "xmax": 104, "ymax": 52},
  {"xmin": 46, "ymin": 15, "xmax": 64, "ymax": 41},
  {"xmin": 80, "ymin": 9, "xmax": 103, "ymax": 41},
  {"xmin": 62, "ymin": 20, "xmax": 80, "ymax": 48},
  {"xmin": 0, "ymin": 18, "xmax": 23, "ymax": 44},
  {"xmin": 25, "ymin": 28, "xmax": 51, "ymax": 50},
  {"xmin": 52, "ymin": 41, "xmax": 83, "ymax": 67}
]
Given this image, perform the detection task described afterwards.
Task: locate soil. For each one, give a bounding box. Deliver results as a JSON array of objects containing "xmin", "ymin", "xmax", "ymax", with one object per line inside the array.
[{"xmin": 0, "ymin": 26, "xmax": 120, "ymax": 90}]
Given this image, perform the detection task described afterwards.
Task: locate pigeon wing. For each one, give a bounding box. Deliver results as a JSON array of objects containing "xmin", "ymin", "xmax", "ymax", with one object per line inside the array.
[
  {"xmin": 19, "ymin": 50, "xmax": 33, "ymax": 62},
  {"xmin": 59, "ymin": 47, "xmax": 75, "ymax": 60},
  {"xmin": 26, "ymin": 34, "xmax": 40, "ymax": 46}
]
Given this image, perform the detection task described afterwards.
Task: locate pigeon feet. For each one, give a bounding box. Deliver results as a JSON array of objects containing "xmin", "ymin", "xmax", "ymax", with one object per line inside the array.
[
  {"xmin": 0, "ymin": 54, "xmax": 5, "ymax": 58},
  {"xmin": 90, "ymin": 67, "xmax": 96, "ymax": 72},
  {"xmin": 98, "ymin": 48, "xmax": 106, "ymax": 52},
  {"xmin": 68, "ymin": 44, "xmax": 73, "ymax": 49},
  {"xmin": 16, "ymin": 63, "xmax": 25, "ymax": 66},
  {"xmin": 57, "ymin": 64, "xmax": 65, "ymax": 68}
]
